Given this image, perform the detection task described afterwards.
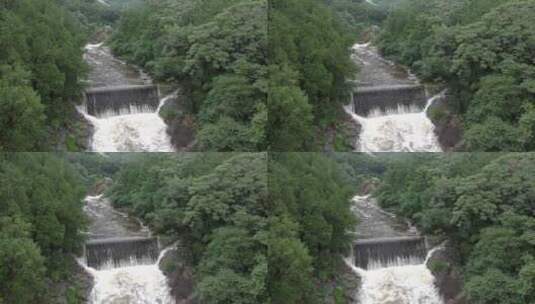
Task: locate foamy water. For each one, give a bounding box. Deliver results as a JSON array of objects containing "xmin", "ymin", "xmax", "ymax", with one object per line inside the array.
[
  {"xmin": 347, "ymin": 43, "xmax": 442, "ymax": 152},
  {"xmin": 345, "ymin": 247, "xmax": 444, "ymax": 304},
  {"xmin": 82, "ymin": 248, "xmax": 175, "ymax": 304},
  {"xmin": 347, "ymin": 193, "xmax": 444, "ymax": 304},
  {"xmin": 81, "ymin": 43, "xmax": 175, "ymax": 152},
  {"xmin": 81, "ymin": 108, "xmax": 174, "ymax": 152},
  {"xmin": 344, "ymin": 96, "xmax": 442, "ymax": 152},
  {"xmin": 80, "ymin": 194, "xmax": 175, "ymax": 304},
  {"xmin": 346, "ymin": 260, "xmax": 443, "ymax": 304}
]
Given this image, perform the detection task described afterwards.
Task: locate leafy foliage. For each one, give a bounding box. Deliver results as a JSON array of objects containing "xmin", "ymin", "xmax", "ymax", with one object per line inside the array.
[
  {"xmin": 268, "ymin": 153, "xmax": 356, "ymax": 302},
  {"xmin": 0, "ymin": 0, "xmax": 88, "ymax": 150},
  {"xmin": 109, "ymin": 0, "xmax": 267, "ymax": 151},
  {"xmin": 0, "ymin": 153, "xmax": 86, "ymax": 303},
  {"xmin": 369, "ymin": 153, "xmax": 535, "ymax": 303},
  {"xmin": 268, "ymin": 0, "xmax": 357, "ymax": 150},
  {"xmin": 107, "ymin": 153, "xmax": 269, "ymax": 303},
  {"xmin": 377, "ymin": 0, "xmax": 535, "ymax": 151}
]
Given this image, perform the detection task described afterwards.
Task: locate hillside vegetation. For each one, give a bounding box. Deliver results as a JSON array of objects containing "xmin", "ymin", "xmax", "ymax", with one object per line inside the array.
[
  {"xmin": 109, "ymin": 0, "xmax": 267, "ymax": 151},
  {"xmin": 377, "ymin": 0, "xmax": 535, "ymax": 151}
]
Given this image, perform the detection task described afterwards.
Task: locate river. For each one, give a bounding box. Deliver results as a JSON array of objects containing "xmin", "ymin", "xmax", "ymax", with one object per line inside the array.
[
  {"xmin": 346, "ymin": 195, "xmax": 444, "ymax": 304},
  {"xmin": 80, "ymin": 194, "xmax": 174, "ymax": 304},
  {"xmin": 344, "ymin": 43, "xmax": 442, "ymax": 152},
  {"xmin": 79, "ymin": 43, "xmax": 174, "ymax": 152}
]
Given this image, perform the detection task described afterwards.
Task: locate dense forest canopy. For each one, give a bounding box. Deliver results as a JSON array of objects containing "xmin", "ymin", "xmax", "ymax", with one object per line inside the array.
[
  {"xmin": 110, "ymin": 0, "xmax": 267, "ymax": 151},
  {"xmin": 0, "ymin": 0, "xmax": 89, "ymax": 151},
  {"xmin": 268, "ymin": 0, "xmax": 357, "ymax": 151},
  {"xmin": 336, "ymin": 152, "xmax": 535, "ymax": 304},
  {"xmin": 268, "ymin": 153, "xmax": 356, "ymax": 303},
  {"xmin": 107, "ymin": 153, "xmax": 269, "ymax": 303},
  {"xmin": 377, "ymin": 0, "xmax": 535, "ymax": 151},
  {"xmin": 1, "ymin": 152, "xmax": 271, "ymax": 303},
  {"xmin": 1, "ymin": 0, "xmax": 266, "ymax": 152},
  {"xmin": 0, "ymin": 153, "xmax": 87, "ymax": 303}
]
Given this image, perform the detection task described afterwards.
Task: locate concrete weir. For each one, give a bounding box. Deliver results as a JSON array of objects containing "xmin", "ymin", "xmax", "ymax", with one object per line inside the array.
[
  {"xmin": 353, "ymin": 84, "xmax": 427, "ymax": 116},
  {"xmin": 84, "ymin": 85, "xmax": 160, "ymax": 118},
  {"xmin": 85, "ymin": 236, "xmax": 159, "ymax": 270},
  {"xmin": 353, "ymin": 236, "xmax": 427, "ymax": 270}
]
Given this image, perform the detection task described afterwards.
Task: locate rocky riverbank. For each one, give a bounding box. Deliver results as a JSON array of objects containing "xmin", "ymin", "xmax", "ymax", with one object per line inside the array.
[
  {"xmin": 45, "ymin": 256, "xmax": 94, "ymax": 304},
  {"xmin": 426, "ymin": 242, "xmax": 466, "ymax": 304},
  {"xmin": 158, "ymin": 90, "xmax": 196, "ymax": 151},
  {"xmin": 324, "ymin": 260, "xmax": 362, "ymax": 304},
  {"xmin": 427, "ymin": 93, "xmax": 464, "ymax": 151},
  {"xmin": 325, "ymin": 108, "xmax": 362, "ymax": 151},
  {"xmin": 159, "ymin": 244, "xmax": 197, "ymax": 304}
]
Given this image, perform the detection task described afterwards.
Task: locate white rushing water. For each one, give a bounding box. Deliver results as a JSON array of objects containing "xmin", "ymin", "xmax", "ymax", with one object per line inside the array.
[
  {"xmin": 96, "ymin": 0, "xmax": 110, "ymax": 6},
  {"xmin": 347, "ymin": 193, "xmax": 444, "ymax": 303},
  {"xmin": 345, "ymin": 248, "xmax": 444, "ymax": 304},
  {"xmin": 347, "ymin": 42, "xmax": 442, "ymax": 152},
  {"xmin": 79, "ymin": 95, "xmax": 175, "ymax": 152},
  {"xmin": 344, "ymin": 95, "xmax": 443, "ymax": 152},
  {"xmin": 81, "ymin": 43, "xmax": 174, "ymax": 152},
  {"xmin": 82, "ymin": 248, "xmax": 175, "ymax": 304},
  {"xmin": 80, "ymin": 193, "xmax": 175, "ymax": 304}
]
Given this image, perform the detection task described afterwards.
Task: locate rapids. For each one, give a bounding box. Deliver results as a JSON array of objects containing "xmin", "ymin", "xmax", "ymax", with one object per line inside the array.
[
  {"xmin": 347, "ymin": 195, "xmax": 444, "ymax": 304},
  {"xmin": 80, "ymin": 195, "xmax": 175, "ymax": 304},
  {"xmin": 346, "ymin": 43, "xmax": 442, "ymax": 152},
  {"xmin": 81, "ymin": 43, "xmax": 174, "ymax": 152}
]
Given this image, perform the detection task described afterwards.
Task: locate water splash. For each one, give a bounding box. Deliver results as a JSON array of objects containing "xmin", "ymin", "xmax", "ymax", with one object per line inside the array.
[
  {"xmin": 96, "ymin": 0, "xmax": 110, "ymax": 7},
  {"xmin": 79, "ymin": 94, "xmax": 175, "ymax": 152},
  {"xmin": 80, "ymin": 193, "xmax": 177, "ymax": 304},
  {"xmin": 81, "ymin": 247, "xmax": 176, "ymax": 304},
  {"xmin": 344, "ymin": 94, "xmax": 443, "ymax": 152},
  {"xmin": 347, "ymin": 43, "xmax": 442, "ymax": 152},
  {"xmin": 346, "ymin": 194, "xmax": 444, "ymax": 303},
  {"xmin": 346, "ymin": 259, "xmax": 443, "ymax": 304},
  {"xmin": 345, "ymin": 246, "xmax": 444, "ymax": 304},
  {"xmin": 81, "ymin": 43, "xmax": 174, "ymax": 152}
]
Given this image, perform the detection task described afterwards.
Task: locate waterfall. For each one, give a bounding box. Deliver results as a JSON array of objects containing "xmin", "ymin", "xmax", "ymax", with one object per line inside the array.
[
  {"xmin": 78, "ymin": 94, "xmax": 175, "ymax": 152},
  {"xmin": 347, "ymin": 195, "xmax": 444, "ymax": 303},
  {"xmin": 344, "ymin": 94, "xmax": 443, "ymax": 152},
  {"xmin": 85, "ymin": 85, "xmax": 160, "ymax": 118},
  {"xmin": 346, "ymin": 42, "xmax": 442, "ymax": 152},
  {"xmin": 81, "ymin": 43, "xmax": 175, "ymax": 152},
  {"xmin": 81, "ymin": 195, "xmax": 175, "ymax": 303},
  {"xmin": 353, "ymin": 236, "xmax": 428, "ymax": 270},
  {"xmin": 345, "ymin": 259, "xmax": 444, "ymax": 304},
  {"xmin": 346, "ymin": 246, "xmax": 444, "ymax": 304},
  {"xmin": 85, "ymin": 237, "xmax": 160, "ymax": 270},
  {"xmin": 81, "ymin": 247, "xmax": 175, "ymax": 304},
  {"xmin": 352, "ymin": 85, "xmax": 427, "ymax": 117}
]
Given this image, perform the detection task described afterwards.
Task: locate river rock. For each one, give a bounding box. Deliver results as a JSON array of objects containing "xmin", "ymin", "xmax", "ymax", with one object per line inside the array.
[
  {"xmin": 90, "ymin": 177, "xmax": 113, "ymax": 196},
  {"xmin": 159, "ymin": 93, "xmax": 196, "ymax": 151},
  {"xmin": 45, "ymin": 257, "xmax": 94, "ymax": 303},
  {"xmin": 426, "ymin": 243, "xmax": 466, "ymax": 304},
  {"xmin": 359, "ymin": 178, "xmax": 380, "ymax": 195},
  {"xmin": 340, "ymin": 262, "xmax": 361, "ymax": 304},
  {"xmin": 324, "ymin": 261, "xmax": 361, "ymax": 304},
  {"xmin": 159, "ymin": 246, "xmax": 197, "ymax": 304},
  {"xmin": 427, "ymin": 93, "xmax": 463, "ymax": 151},
  {"xmin": 324, "ymin": 109, "xmax": 362, "ymax": 151}
]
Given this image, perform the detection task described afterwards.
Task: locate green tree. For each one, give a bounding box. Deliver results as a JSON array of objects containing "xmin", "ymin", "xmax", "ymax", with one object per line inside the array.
[{"xmin": 0, "ymin": 65, "xmax": 45, "ymax": 151}]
